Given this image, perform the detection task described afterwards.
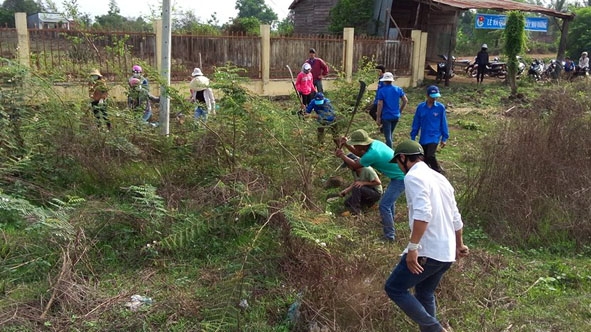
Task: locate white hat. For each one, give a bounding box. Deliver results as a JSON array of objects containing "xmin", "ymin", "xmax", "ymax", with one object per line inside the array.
[
  {"xmin": 482, "ymin": 43, "xmax": 488, "ymax": 49},
  {"xmin": 191, "ymin": 68, "xmax": 203, "ymax": 76},
  {"xmin": 379, "ymin": 72, "xmax": 395, "ymax": 82},
  {"xmin": 582, "ymin": 52, "xmax": 588, "ymax": 56}
]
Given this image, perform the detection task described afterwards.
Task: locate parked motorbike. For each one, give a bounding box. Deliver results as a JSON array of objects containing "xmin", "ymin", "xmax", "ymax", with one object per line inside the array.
[
  {"xmin": 486, "ymin": 57, "xmax": 507, "ymax": 79},
  {"xmin": 528, "ymin": 59, "xmax": 545, "ymax": 81},
  {"xmin": 466, "ymin": 57, "xmax": 507, "ymax": 79},
  {"xmin": 569, "ymin": 66, "xmax": 589, "ymax": 81},
  {"xmin": 436, "ymin": 54, "xmax": 456, "ymax": 82},
  {"xmin": 542, "ymin": 59, "xmax": 561, "ymax": 80},
  {"xmin": 516, "ymin": 56, "xmax": 527, "ymax": 78}
]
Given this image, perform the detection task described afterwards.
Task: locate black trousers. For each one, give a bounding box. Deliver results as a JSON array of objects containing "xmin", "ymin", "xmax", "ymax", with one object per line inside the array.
[
  {"xmin": 421, "ymin": 143, "xmax": 443, "ymax": 173},
  {"xmin": 91, "ymin": 100, "xmax": 111, "ymax": 130},
  {"xmin": 345, "ymin": 186, "xmax": 381, "ymax": 214}
]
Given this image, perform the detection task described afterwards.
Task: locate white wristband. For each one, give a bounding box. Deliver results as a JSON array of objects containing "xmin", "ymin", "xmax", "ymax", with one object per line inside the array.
[{"xmin": 407, "ymin": 242, "xmax": 421, "ymax": 251}]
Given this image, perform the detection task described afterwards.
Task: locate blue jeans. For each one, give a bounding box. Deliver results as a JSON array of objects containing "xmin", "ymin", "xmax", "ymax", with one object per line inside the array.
[
  {"xmin": 385, "ymin": 254, "xmax": 452, "ymax": 332},
  {"xmin": 194, "ymin": 106, "xmax": 208, "ymax": 122},
  {"xmin": 381, "ymin": 118, "xmax": 399, "ymax": 148},
  {"xmin": 379, "ymin": 178, "xmax": 405, "ymax": 239},
  {"xmin": 142, "ymin": 109, "xmax": 152, "ymax": 122},
  {"xmin": 313, "ymin": 79, "xmax": 324, "ymax": 93}
]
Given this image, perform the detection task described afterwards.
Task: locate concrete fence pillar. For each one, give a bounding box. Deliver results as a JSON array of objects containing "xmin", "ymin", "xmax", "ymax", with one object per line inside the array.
[
  {"xmin": 419, "ymin": 32, "xmax": 428, "ymax": 83},
  {"xmin": 410, "ymin": 30, "xmax": 422, "ymax": 87},
  {"xmin": 153, "ymin": 19, "xmax": 163, "ymax": 72},
  {"xmin": 343, "ymin": 27, "xmax": 355, "ymax": 82},
  {"xmin": 15, "ymin": 12, "xmax": 30, "ymax": 68},
  {"xmin": 260, "ymin": 24, "xmax": 271, "ymax": 94}
]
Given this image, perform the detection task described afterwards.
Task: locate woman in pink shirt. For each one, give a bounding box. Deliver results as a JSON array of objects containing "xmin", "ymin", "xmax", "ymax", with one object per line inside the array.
[{"xmin": 295, "ymin": 63, "xmax": 316, "ymax": 108}]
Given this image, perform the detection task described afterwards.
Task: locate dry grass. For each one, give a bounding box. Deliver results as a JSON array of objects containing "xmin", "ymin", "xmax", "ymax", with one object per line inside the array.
[{"xmin": 466, "ymin": 82, "xmax": 591, "ymax": 248}]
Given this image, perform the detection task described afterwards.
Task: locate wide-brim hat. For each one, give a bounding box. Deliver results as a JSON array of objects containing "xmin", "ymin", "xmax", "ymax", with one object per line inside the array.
[
  {"xmin": 191, "ymin": 68, "xmax": 203, "ymax": 76},
  {"xmin": 348, "ymin": 129, "xmax": 373, "ymax": 146},
  {"xmin": 89, "ymin": 69, "xmax": 102, "ymax": 77},
  {"xmin": 379, "ymin": 72, "xmax": 395, "ymax": 82}
]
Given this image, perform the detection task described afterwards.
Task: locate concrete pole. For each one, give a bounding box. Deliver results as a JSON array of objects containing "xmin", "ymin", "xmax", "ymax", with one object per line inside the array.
[
  {"xmin": 15, "ymin": 13, "xmax": 30, "ymax": 68},
  {"xmin": 260, "ymin": 24, "xmax": 270, "ymax": 94},
  {"xmin": 411, "ymin": 30, "xmax": 422, "ymax": 87},
  {"xmin": 153, "ymin": 19, "xmax": 163, "ymax": 72},
  {"xmin": 158, "ymin": 2, "xmax": 172, "ymax": 135},
  {"xmin": 343, "ymin": 27, "xmax": 354, "ymax": 82}
]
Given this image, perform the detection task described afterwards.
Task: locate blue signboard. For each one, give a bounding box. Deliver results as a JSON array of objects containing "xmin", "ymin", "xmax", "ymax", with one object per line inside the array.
[
  {"xmin": 475, "ymin": 14, "xmax": 548, "ymax": 32},
  {"xmin": 525, "ymin": 17, "xmax": 549, "ymax": 32}
]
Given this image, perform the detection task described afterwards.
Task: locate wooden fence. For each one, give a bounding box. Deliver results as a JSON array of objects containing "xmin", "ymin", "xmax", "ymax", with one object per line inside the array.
[{"xmin": 1, "ymin": 28, "xmax": 413, "ymax": 82}]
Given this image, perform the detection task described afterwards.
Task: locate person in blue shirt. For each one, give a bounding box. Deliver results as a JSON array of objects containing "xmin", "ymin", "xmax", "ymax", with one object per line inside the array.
[
  {"xmin": 368, "ymin": 64, "xmax": 386, "ymax": 122},
  {"xmin": 336, "ymin": 129, "xmax": 405, "ymax": 241},
  {"xmin": 410, "ymin": 85, "xmax": 449, "ymax": 173},
  {"xmin": 376, "ymin": 72, "xmax": 408, "ymax": 148},
  {"xmin": 305, "ymin": 92, "xmax": 337, "ymax": 145}
]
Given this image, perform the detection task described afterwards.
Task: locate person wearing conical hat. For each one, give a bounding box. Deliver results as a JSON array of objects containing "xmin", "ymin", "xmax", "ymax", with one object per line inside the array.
[{"xmin": 88, "ymin": 69, "xmax": 110, "ymax": 130}]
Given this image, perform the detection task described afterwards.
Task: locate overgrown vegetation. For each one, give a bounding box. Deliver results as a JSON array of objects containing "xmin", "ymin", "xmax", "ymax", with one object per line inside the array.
[{"xmin": 1, "ymin": 55, "xmax": 590, "ymax": 331}]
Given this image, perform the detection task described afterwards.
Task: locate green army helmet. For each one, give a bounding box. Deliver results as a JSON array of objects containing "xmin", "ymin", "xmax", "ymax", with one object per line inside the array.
[{"xmin": 393, "ymin": 140, "xmax": 424, "ymax": 159}]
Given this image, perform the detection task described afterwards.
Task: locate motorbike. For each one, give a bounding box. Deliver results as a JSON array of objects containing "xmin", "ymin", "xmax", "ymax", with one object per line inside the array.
[
  {"xmin": 486, "ymin": 57, "xmax": 507, "ymax": 79},
  {"xmin": 542, "ymin": 59, "xmax": 561, "ymax": 80},
  {"xmin": 528, "ymin": 59, "xmax": 545, "ymax": 81},
  {"xmin": 436, "ymin": 54, "xmax": 456, "ymax": 82},
  {"xmin": 466, "ymin": 57, "xmax": 507, "ymax": 79},
  {"xmin": 516, "ymin": 56, "xmax": 527, "ymax": 78},
  {"xmin": 569, "ymin": 66, "xmax": 589, "ymax": 81}
]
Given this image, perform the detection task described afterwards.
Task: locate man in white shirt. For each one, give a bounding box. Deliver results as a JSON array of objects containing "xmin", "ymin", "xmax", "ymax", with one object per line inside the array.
[{"xmin": 384, "ymin": 140, "xmax": 469, "ymax": 332}]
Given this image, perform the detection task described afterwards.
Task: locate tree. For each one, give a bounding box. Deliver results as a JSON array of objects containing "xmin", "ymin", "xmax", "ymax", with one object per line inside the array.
[
  {"xmin": 328, "ymin": 0, "xmax": 374, "ymax": 34},
  {"xmin": 224, "ymin": 17, "xmax": 261, "ymax": 35},
  {"xmin": 235, "ymin": 0, "xmax": 277, "ymax": 24},
  {"xmin": 172, "ymin": 9, "xmax": 221, "ymax": 35},
  {"xmin": 504, "ymin": 11, "xmax": 526, "ymax": 95},
  {"xmin": 0, "ymin": 0, "xmax": 42, "ymax": 26},
  {"xmin": 567, "ymin": 7, "xmax": 591, "ymax": 57},
  {"xmin": 275, "ymin": 12, "xmax": 294, "ymax": 35}
]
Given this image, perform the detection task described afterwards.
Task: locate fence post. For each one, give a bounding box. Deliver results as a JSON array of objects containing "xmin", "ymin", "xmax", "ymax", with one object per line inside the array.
[
  {"xmin": 343, "ymin": 27, "xmax": 354, "ymax": 83},
  {"xmin": 15, "ymin": 12, "xmax": 30, "ymax": 68},
  {"xmin": 411, "ymin": 30, "xmax": 428, "ymax": 87},
  {"xmin": 419, "ymin": 32, "xmax": 428, "ymax": 84},
  {"xmin": 153, "ymin": 19, "xmax": 163, "ymax": 72},
  {"xmin": 260, "ymin": 24, "xmax": 271, "ymax": 94}
]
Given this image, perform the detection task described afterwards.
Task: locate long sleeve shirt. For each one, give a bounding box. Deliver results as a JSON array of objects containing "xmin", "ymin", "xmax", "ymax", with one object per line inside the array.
[
  {"xmin": 410, "ymin": 101, "xmax": 449, "ymax": 145},
  {"xmin": 403, "ymin": 162, "xmax": 463, "ymax": 262}
]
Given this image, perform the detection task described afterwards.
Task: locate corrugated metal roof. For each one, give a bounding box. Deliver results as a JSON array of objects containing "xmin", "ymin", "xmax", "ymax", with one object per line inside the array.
[{"xmin": 420, "ymin": 0, "xmax": 573, "ymax": 19}]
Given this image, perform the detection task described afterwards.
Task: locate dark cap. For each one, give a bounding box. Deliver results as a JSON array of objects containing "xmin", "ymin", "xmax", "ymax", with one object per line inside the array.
[
  {"xmin": 309, "ymin": 48, "xmax": 316, "ymax": 54},
  {"xmin": 376, "ymin": 65, "xmax": 386, "ymax": 72},
  {"xmin": 340, "ymin": 153, "xmax": 359, "ymax": 169}
]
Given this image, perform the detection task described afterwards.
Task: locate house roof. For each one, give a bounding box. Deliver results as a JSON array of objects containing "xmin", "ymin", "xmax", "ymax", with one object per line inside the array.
[
  {"xmin": 418, "ymin": 0, "xmax": 574, "ymax": 19},
  {"xmin": 289, "ymin": 0, "xmax": 573, "ymax": 19}
]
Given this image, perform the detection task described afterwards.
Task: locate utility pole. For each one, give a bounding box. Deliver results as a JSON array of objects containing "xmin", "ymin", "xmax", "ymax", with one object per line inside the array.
[{"xmin": 159, "ymin": 0, "xmax": 172, "ymax": 135}]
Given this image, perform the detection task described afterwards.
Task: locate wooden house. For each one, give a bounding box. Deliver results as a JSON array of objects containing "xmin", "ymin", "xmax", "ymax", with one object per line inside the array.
[
  {"xmin": 288, "ymin": 0, "xmax": 340, "ymax": 34},
  {"xmin": 289, "ymin": 0, "xmax": 573, "ymax": 61}
]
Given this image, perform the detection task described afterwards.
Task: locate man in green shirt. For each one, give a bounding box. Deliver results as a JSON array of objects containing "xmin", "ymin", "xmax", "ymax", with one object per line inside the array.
[
  {"xmin": 336, "ymin": 129, "xmax": 405, "ymax": 241},
  {"xmin": 339, "ymin": 153, "xmax": 383, "ymax": 216}
]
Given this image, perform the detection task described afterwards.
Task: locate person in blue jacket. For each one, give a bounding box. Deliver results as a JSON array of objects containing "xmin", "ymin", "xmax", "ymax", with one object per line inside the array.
[
  {"xmin": 376, "ymin": 71, "xmax": 408, "ymax": 148},
  {"xmin": 367, "ymin": 64, "xmax": 386, "ymax": 122},
  {"xmin": 305, "ymin": 92, "xmax": 337, "ymax": 145},
  {"xmin": 409, "ymin": 85, "xmax": 448, "ymax": 173}
]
